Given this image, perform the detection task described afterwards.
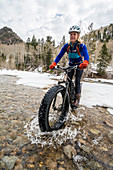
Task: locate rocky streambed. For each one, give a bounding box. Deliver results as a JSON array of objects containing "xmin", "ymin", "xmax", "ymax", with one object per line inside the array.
[{"xmin": 0, "ymin": 74, "xmax": 113, "ymax": 170}]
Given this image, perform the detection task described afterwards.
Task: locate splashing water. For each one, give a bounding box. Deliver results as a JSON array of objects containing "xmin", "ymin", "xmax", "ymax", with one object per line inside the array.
[{"xmin": 24, "ymin": 109, "xmax": 84, "ymax": 148}]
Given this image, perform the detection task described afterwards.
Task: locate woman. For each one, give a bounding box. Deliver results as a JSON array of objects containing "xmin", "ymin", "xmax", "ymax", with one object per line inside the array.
[{"xmin": 49, "ymin": 25, "xmax": 89, "ymax": 108}]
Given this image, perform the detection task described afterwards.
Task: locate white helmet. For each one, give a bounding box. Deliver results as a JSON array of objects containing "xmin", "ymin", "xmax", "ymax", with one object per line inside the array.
[{"xmin": 69, "ymin": 25, "xmax": 81, "ymax": 34}]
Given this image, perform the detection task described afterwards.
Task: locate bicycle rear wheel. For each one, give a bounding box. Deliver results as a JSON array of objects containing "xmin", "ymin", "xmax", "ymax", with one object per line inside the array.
[{"xmin": 38, "ymin": 85, "xmax": 69, "ymax": 132}]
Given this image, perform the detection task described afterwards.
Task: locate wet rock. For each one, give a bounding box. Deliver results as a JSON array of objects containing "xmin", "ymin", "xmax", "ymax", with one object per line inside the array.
[
  {"xmin": 49, "ymin": 161, "xmax": 57, "ymax": 170},
  {"xmin": 81, "ymin": 145, "xmax": 92, "ymax": 153},
  {"xmin": 58, "ymin": 167, "xmax": 65, "ymax": 170},
  {"xmin": 109, "ymin": 161, "xmax": 113, "ymax": 167},
  {"xmin": 70, "ymin": 121, "xmax": 80, "ymax": 126},
  {"xmin": 87, "ymin": 160, "xmax": 103, "ymax": 169},
  {"xmin": 78, "ymin": 139, "xmax": 87, "ymax": 145},
  {"xmin": 1, "ymin": 156, "xmax": 18, "ymax": 170},
  {"xmin": 27, "ymin": 164, "xmax": 35, "ymax": 168},
  {"xmin": 98, "ymin": 146, "xmax": 108, "ymax": 151},
  {"xmin": 89, "ymin": 129, "xmax": 101, "ymax": 135},
  {"xmin": 0, "ymin": 160, "xmax": 6, "ymax": 169},
  {"xmin": 103, "ymin": 121, "xmax": 113, "ymax": 128},
  {"xmin": 8, "ymin": 130, "xmax": 18, "ymax": 140},
  {"xmin": 0, "ymin": 149, "xmax": 4, "ymax": 159},
  {"xmin": 12, "ymin": 135, "xmax": 29, "ymax": 147},
  {"xmin": 63, "ymin": 145, "xmax": 76, "ymax": 159},
  {"xmin": 73, "ymin": 155, "xmax": 87, "ymax": 163},
  {"xmin": 14, "ymin": 164, "xmax": 23, "ymax": 170},
  {"xmin": 25, "ymin": 155, "xmax": 38, "ymax": 163},
  {"xmin": 108, "ymin": 130, "xmax": 113, "ymax": 143},
  {"xmin": 57, "ymin": 160, "xmax": 65, "ymax": 165},
  {"xmin": 4, "ymin": 145, "xmax": 15, "ymax": 155}
]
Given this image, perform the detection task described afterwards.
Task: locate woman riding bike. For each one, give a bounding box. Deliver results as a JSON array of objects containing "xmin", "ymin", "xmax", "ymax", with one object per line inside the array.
[{"xmin": 49, "ymin": 25, "xmax": 89, "ymax": 108}]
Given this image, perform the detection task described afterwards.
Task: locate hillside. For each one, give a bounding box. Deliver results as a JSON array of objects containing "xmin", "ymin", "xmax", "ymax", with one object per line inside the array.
[
  {"xmin": 0, "ymin": 24, "xmax": 113, "ymax": 77},
  {"xmin": 82, "ymin": 24, "xmax": 113, "ymax": 65},
  {"xmin": 0, "ymin": 26, "xmax": 23, "ymax": 45}
]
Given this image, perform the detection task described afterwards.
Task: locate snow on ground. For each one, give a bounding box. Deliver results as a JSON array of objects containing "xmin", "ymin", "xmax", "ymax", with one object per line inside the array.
[
  {"xmin": 80, "ymin": 82, "xmax": 113, "ymax": 109},
  {"xmin": 84, "ymin": 78, "xmax": 113, "ymax": 84},
  {"xmin": 0, "ymin": 69, "xmax": 113, "ymax": 115},
  {"xmin": 0, "ymin": 69, "xmax": 60, "ymax": 88}
]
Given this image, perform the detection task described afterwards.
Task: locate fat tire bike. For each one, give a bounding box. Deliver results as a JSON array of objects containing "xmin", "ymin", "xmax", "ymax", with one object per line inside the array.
[{"xmin": 38, "ymin": 65, "xmax": 80, "ymax": 132}]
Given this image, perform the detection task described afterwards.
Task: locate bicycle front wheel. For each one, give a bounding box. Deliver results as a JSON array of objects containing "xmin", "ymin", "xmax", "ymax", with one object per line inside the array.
[{"xmin": 38, "ymin": 85, "xmax": 69, "ymax": 132}]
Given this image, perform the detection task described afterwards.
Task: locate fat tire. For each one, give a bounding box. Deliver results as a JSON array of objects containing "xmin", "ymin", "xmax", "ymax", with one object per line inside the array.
[{"xmin": 38, "ymin": 85, "xmax": 69, "ymax": 132}]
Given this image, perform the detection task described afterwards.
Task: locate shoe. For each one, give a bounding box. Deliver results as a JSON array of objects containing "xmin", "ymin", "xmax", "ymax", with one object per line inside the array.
[{"xmin": 71, "ymin": 94, "xmax": 81, "ymax": 108}]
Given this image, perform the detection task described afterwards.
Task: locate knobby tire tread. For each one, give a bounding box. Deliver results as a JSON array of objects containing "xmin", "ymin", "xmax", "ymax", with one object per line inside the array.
[{"xmin": 38, "ymin": 85, "xmax": 69, "ymax": 132}]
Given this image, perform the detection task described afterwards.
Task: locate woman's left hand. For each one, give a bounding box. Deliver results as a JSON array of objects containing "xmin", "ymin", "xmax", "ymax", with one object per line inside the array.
[{"xmin": 79, "ymin": 60, "xmax": 89, "ymax": 69}]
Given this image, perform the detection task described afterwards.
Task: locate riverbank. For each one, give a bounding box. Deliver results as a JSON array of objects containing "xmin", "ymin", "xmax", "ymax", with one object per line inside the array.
[{"xmin": 0, "ymin": 74, "xmax": 113, "ymax": 169}]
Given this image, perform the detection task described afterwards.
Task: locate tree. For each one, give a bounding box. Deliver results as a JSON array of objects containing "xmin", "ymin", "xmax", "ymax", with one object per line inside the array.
[
  {"xmin": 111, "ymin": 24, "xmax": 113, "ymax": 37},
  {"xmin": 41, "ymin": 38, "xmax": 44, "ymax": 47},
  {"xmin": 52, "ymin": 40, "xmax": 55, "ymax": 47},
  {"xmin": 31, "ymin": 35, "xmax": 38, "ymax": 49},
  {"xmin": 38, "ymin": 39, "xmax": 41, "ymax": 45},
  {"xmin": 46, "ymin": 48, "xmax": 53, "ymax": 69},
  {"xmin": 97, "ymin": 30, "xmax": 101, "ymax": 40},
  {"xmin": 26, "ymin": 38, "xmax": 31, "ymax": 51},
  {"xmin": 88, "ymin": 23, "xmax": 93, "ymax": 32},
  {"xmin": 62, "ymin": 35, "xmax": 66, "ymax": 45},
  {"xmin": 103, "ymin": 28, "xmax": 107, "ymax": 40},
  {"xmin": 97, "ymin": 43, "xmax": 111, "ymax": 76},
  {"xmin": 26, "ymin": 37, "xmax": 30, "ymax": 43},
  {"xmin": 46, "ymin": 36, "xmax": 52, "ymax": 44}
]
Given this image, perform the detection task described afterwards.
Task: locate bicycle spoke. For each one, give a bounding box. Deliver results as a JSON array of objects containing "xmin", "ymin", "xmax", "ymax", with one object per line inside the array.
[{"xmin": 49, "ymin": 92, "xmax": 63, "ymax": 128}]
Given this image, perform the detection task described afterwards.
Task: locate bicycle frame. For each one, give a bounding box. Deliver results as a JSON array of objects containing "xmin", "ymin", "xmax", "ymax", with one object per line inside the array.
[{"xmin": 54, "ymin": 65, "xmax": 79, "ymax": 108}]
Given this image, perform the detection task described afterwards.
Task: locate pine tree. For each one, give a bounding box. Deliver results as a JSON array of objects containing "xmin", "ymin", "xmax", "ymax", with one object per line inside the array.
[
  {"xmin": 46, "ymin": 48, "xmax": 52, "ymax": 69},
  {"xmin": 31, "ymin": 35, "xmax": 38, "ymax": 49},
  {"xmin": 97, "ymin": 43, "xmax": 111, "ymax": 76},
  {"xmin": 46, "ymin": 36, "xmax": 52, "ymax": 44},
  {"xmin": 62, "ymin": 35, "xmax": 66, "ymax": 45},
  {"xmin": 26, "ymin": 38, "xmax": 31, "ymax": 51},
  {"xmin": 41, "ymin": 38, "xmax": 44, "ymax": 47}
]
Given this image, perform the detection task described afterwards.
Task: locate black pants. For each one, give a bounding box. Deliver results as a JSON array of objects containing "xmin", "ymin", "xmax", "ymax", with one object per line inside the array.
[{"xmin": 68, "ymin": 69, "xmax": 83, "ymax": 94}]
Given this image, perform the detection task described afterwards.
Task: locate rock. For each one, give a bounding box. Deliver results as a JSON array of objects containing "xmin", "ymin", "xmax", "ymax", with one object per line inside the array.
[
  {"xmin": 14, "ymin": 164, "xmax": 23, "ymax": 170},
  {"xmin": 25, "ymin": 155, "xmax": 38, "ymax": 163},
  {"xmin": 87, "ymin": 161, "xmax": 103, "ymax": 169},
  {"xmin": 63, "ymin": 145, "xmax": 76, "ymax": 159},
  {"xmin": 98, "ymin": 147, "xmax": 108, "ymax": 151},
  {"xmin": 1, "ymin": 156, "xmax": 18, "ymax": 170},
  {"xmin": 0, "ymin": 149, "xmax": 4, "ymax": 159},
  {"xmin": 89, "ymin": 129, "xmax": 101, "ymax": 135},
  {"xmin": 109, "ymin": 162, "xmax": 113, "ymax": 167},
  {"xmin": 12, "ymin": 135, "xmax": 29, "ymax": 147},
  {"xmin": 70, "ymin": 121, "xmax": 80, "ymax": 126},
  {"xmin": 57, "ymin": 160, "xmax": 65, "ymax": 165},
  {"xmin": 81, "ymin": 145, "xmax": 92, "ymax": 153},
  {"xmin": 27, "ymin": 164, "xmax": 35, "ymax": 168},
  {"xmin": 4, "ymin": 146, "xmax": 15, "ymax": 155},
  {"xmin": 108, "ymin": 130, "xmax": 113, "ymax": 143},
  {"xmin": 103, "ymin": 121, "xmax": 113, "ymax": 128},
  {"xmin": 58, "ymin": 168, "xmax": 65, "ymax": 170},
  {"xmin": 78, "ymin": 139, "xmax": 86, "ymax": 144},
  {"xmin": 49, "ymin": 162, "xmax": 57, "ymax": 170},
  {"xmin": 73, "ymin": 155, "xmax": 87, "ymax": 163}
]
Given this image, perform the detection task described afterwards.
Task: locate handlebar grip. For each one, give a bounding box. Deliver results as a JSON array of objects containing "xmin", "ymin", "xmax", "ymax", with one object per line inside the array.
[{"xmin": 54, "ymin": 65, "xmax": 60, "ymax": 69}]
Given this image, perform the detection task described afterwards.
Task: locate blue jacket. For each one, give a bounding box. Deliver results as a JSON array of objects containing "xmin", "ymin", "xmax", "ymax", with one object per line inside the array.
[{"xmin": 54, "ymin": 42, "xmax": 89, "ymax": 66}]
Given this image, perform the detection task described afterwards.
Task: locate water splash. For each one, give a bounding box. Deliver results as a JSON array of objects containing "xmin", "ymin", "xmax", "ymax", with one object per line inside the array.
[{"xmin": 25, "ymin": 109, "xmax": 84, "ymax": 148}]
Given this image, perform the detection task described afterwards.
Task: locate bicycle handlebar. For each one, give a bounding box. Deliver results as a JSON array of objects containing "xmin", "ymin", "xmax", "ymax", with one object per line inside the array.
[{"xmin": 54, "ymin": 65, "xmax": 80, "ymax": 72}]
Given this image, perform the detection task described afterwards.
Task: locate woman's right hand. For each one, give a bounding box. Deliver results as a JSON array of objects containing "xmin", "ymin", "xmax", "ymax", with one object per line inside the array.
[{"xmin": 49, "ymin": 62, "xmax": 57, "ymax": 69}]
